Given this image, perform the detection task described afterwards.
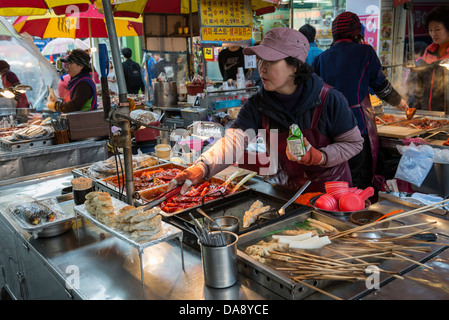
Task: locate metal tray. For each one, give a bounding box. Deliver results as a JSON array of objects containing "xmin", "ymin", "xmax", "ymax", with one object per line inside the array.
[
  {"xmin": 73, "ymin": 197, "xmax": 183, "ymax": 250},
  {"xmin": 0, "ymin": 135, "xmax": 54, "ymax": 151},
  {"xmin": 136, "ymin": 176, "xmax": 250, "ymax": 217},
  {"xmin": 73, "ymin": 197, "xmax": 185, "ymax": 288},
  {"xmin": 94, "ymin": 162, "xmax": 186, "ymax": 199},
  {"xmin": 1, "ymin": 193, "xmax": 76, "ymax": 238},
  {"xmin": 169, "ymin": 188, "xmax": 309, "ymax": 245},
  {"xmin": 236, "ymin": 211, "xmax": 353, "ymax": 300}
]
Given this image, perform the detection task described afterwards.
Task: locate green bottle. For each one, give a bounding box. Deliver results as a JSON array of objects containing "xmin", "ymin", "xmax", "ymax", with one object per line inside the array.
[{"xmin": 287, "ymin": 124, "xmax": 305, "ymax": 157}]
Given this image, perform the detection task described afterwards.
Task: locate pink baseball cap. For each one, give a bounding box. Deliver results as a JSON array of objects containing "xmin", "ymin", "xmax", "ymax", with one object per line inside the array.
[{"xmin": 243, "ymin": 27, "xmax": 309, "ymax": 62}]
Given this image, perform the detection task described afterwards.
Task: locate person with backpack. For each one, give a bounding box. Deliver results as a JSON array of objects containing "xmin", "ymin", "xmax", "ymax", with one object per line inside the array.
[{"xmin": 121, "ymin": 48, "xmax": 145, "ymax": 94}]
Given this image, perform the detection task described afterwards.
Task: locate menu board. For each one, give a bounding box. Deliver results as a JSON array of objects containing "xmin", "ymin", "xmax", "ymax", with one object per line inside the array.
[{"xmin": 200, "ymin": 0, "xmax": 253, "ymax": 42}]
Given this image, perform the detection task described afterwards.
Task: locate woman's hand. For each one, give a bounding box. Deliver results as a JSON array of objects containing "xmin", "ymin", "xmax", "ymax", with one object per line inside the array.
[
  {"xmin": 396, "ymin": 98, "xmax": 409, "ymax": 111},
  {"xmin": 286, "ymin": 137, "xmax": 324, "ymax": 166},
  {"xmin": 167, "ymin": 165, "xmax": 205, "ymax": 194},
  {"xmin": 46, "ymin": 102, "xmax": 56, "ymax": 111}
]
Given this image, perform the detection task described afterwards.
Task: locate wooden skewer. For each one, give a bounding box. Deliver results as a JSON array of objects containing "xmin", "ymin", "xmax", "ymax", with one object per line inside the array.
[
  {"xmin": 326, "ymin": 247, "xmax": 404, "ymax": 280},
  {"xmin": 352, "ymin": 221, "xmax": 437, "ymax": 233},
  {"xmin": 388, "ymin": 226, "xmax": 437, "ymax": 240},
  {"xmin": 393, "ymin": 252, "xmax": 433, "ymax": 270},
  {"xmin": 348, "ymin": 237, "xmax": 434, "ymax": 270},
  {"xmin": 330, "ymin": 199, "xmax": 449, "ymax": 240},
  {"xmin": 294, "ymin": 279, "xmax": 343, "ymax": 300},
  {"xmin": 268, "ymin": 250, "xmax": 349, "ymax": 267}
]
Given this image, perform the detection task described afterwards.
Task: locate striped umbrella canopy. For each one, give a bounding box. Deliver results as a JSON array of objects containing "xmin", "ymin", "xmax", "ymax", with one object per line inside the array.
[
  {"xmin": 93, "ymin": 0, "xmax": 280, "ymax": 17},
  {"xmin": 0, "ymin": 0, "xmax": 92, "ymax": 16},
  {"xmin": 13, "ymin": 5, "xmax": 143, "ymax": 39}
]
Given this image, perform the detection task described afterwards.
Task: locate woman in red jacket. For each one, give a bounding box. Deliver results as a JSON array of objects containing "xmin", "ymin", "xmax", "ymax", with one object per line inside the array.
[
  {"xmin": 407, "ymin": 5, "xmax": 449, "ymax": 112},
  {"xmin": 0, "ymin": 60, "xmax": 29, "ymax": 109}
]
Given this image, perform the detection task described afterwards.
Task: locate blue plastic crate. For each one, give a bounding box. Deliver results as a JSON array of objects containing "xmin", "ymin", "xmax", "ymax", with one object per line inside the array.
[{"xmin": 214, "ymin": 99, "xmax": 241, "ymax": 110}]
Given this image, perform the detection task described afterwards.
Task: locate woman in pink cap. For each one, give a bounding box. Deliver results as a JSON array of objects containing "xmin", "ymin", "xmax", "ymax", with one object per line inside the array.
[{"xmin": 167, "ymin": 27, "xmax": 363, "ymax": 194}]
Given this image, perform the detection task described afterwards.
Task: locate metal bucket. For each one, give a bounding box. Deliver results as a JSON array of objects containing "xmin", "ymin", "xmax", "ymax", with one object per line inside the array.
[
  {"xmin": 199, "ymin": 231, "xmax": 239, "ymax": 288},
  {"xmin": 154, "ymin": 81, "xmax": 178, "ymax": 107}
]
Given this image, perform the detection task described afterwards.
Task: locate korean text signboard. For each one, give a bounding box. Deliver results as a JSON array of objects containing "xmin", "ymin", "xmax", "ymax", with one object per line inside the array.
[{"xmin": 200, "ymin": 0, "xmax": 253, "ymax": 42}]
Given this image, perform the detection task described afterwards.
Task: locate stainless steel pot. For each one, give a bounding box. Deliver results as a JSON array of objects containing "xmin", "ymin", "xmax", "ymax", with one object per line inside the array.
[{"xmin": 154, "ymin": 81, "xmax": 178, "ymax": 107}]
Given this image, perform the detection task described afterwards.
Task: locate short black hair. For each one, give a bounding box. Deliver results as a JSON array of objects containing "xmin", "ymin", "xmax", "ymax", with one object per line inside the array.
[
  {"xmin": 121, "ymin": 48, "xmax": 132, "ymax": 59},
  {"xmin": 285, "ymin": 57, "xmax": 313, "ymax": 85},
  {"xmin": 425, "ymin": 5, "xmax": 449, "ymax": 31},
  {"xmin": 299, "ymin": 24, "xmax": 317, "ymax": 43}
]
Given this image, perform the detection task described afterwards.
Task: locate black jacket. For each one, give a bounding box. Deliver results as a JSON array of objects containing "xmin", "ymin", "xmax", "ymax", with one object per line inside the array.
[{"xmin": 122, "ymin": 59, "xmax": 145, "ymax": 94}]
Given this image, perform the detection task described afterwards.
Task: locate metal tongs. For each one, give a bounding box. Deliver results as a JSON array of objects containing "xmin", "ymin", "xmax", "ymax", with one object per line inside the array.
[
  {"xmin": 142, "ymin": 186, "xmax": 182, "ymax": 210},
  {"xmin": 278, "ymin": 180, "xmax": 311, "ymax": 215}
]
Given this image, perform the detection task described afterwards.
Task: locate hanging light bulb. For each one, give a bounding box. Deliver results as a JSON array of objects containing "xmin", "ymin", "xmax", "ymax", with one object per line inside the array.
[
  {"xmin": 0, "ymin": 89, "xmax": 15, "ymax": 99},
  {"xmin": 440, "ymin": 59, "xmax": 449, "ymax": 70}
]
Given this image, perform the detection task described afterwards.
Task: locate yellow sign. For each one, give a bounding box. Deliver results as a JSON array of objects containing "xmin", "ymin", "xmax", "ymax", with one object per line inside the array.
[
  {"xmin": 202, "ymin": 26, "xmax": 252, "ymax": 41},
  {"xmin": 200, "ymin": 0, "xmax": 252, "ymax": 42},
  {"xmin": 200, "ymin": 0, "xmax": 252, "ymax": 26},
  {"xmin": 204, "ymin": 47, "xmax": 214, "ymax": 61}
]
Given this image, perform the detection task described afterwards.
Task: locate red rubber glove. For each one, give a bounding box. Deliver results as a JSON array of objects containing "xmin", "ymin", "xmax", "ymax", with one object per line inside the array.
[
  {"xmin": 286, "ymin": 137, "xmax": 324, "ymax": 166},
  {"xmin": 167, "ymin": 165, "xmax": 205, "ymax": 194}
]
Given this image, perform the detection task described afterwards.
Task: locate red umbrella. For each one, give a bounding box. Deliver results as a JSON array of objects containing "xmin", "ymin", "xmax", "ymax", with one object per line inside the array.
[
  {"xmin": 13, "ymin": 5, "xmax": 143, "ymax": 39},
  {"xmin": 0, "ymin": 0, "xmax": 92, "ymax": 16},
  {"xmin": 93, "ymin": 0, "xmax": 279, "ymax": 17}
]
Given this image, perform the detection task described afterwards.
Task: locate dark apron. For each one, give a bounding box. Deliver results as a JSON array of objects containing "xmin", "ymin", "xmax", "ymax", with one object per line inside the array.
[
  {"xmin": 259, "ymin": 84, "xmax": 352, "ymax": 193},
  {"xmin": 349, "ymin": 94, "xmax": 379, "ymax": 179}
]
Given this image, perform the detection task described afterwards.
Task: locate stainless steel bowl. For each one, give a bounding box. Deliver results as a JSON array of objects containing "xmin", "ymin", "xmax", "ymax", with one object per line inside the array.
[{"xmin": 208, "ymin": 216, "xmax": 240, "ymax": 233}]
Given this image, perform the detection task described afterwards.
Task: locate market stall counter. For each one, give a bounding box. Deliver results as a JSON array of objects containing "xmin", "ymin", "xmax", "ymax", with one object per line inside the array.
[
  {"xmin": 0, "ymin": 167, "xmax": 282, "ymax": 300},
  {"xmin": 1, "ymin": 166, "xmax": 449, "ymax": 301}
]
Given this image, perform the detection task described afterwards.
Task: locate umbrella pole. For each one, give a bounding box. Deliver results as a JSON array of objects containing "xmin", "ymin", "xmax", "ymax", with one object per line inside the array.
[
  {"xmin": 102, "ymin": 0, "xmax": 135, "ymax": 206},
  {"xmin": 88, "ymin": 18, "xmax": 95, "ymax": 83}
]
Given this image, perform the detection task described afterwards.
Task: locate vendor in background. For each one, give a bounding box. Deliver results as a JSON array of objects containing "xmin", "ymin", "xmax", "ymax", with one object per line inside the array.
[
  {"xmin": 167, "ymin": 27, "xmax": 363, "ymax": 194},
  {"xmin": 107, "ymin": 61, "xmax": 117, "ymax": 94},
  {"xmin": 407, "ymin": 5, "xmax": 449, "ymax": 112},
  {"xmin": 299, "ymin": 24, "xmax": 323, "ymax": 66},
  {"xmin": 0, "ymin": 60, "xmax": 30, "ymax": 109},
  {"xmin": 46, "ymin": 49, "xmax": 97, "ymax": 113},
  {"xmin": 312, "ymin": 12, "xmax": 409, "ymax": 190},
  {"xmin": 57, "ymin": 70, "xmax": 70, "ymax": 101},
  {"xmin": 218, "ymin": 46, "xmax": 246, "ymax": 81},
  {"xmin": 153, "ymin": 52, "xmax": 174, "ymax": 80}
]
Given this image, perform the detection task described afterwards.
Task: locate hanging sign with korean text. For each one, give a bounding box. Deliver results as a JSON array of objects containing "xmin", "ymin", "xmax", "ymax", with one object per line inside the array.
[{"xmin": 200, "ymin": 0, "xmax": 253, "ymax": 42}]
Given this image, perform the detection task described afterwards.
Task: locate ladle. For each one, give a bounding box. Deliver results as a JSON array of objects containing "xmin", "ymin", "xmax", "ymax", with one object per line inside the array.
[{"xmin": 373, "ymin": 209, "xmax": 403, "ymax": 222}]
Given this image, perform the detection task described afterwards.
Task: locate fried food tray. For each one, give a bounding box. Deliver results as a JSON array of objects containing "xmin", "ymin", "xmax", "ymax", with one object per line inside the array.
[
  {"xmin": 235, "ymin": 211, "xmax": 353, "ymax": 300},
  {"xmin": 92, "ymin": 163, "xmax": 186, "ymax": 199},
  {"xmin": 73, "ymin": 197, "xmax": 183, "ymax": 251},
  {"xmin": 136, "ymin": 176, "xmax": 250, "ymax": 218}
]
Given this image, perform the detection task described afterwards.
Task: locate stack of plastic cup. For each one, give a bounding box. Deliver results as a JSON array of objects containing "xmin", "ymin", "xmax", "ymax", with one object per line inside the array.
[
  {"xmin": 314, "ymin": 193, "xmax": 339, "ymax": 211},
  {"xmin": 324, "ymin": 181, "xmax": 349, "ymax": 200}
]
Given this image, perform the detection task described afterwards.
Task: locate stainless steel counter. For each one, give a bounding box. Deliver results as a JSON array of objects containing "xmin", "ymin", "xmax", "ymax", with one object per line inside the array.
[
  {"xmin": 1, "ymin": 168, "xmax": 449, "ymax": 300},
  {"xmin": 0, "ymin": 168, "xmax": 283, "ymax": 300},
  {"xmin": 0, "ymin": 139, "xmax": 108, "ymax": 180}
]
